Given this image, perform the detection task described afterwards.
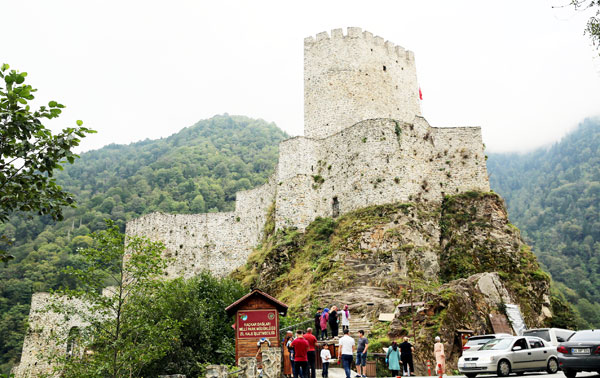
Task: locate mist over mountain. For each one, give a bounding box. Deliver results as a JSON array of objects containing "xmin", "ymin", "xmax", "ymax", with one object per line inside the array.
[{"xmin": 487, "ymin": 118, "xmax": 600, "ymax": 327}]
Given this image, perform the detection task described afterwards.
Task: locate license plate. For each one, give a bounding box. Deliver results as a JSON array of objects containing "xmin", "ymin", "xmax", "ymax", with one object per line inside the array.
[
  {"xmin": 465, "ymin": 363, "xmax": 476, "ymax": 368},
  {"xmin": 572, "ymin": 348, "xmax": 590, "ymax": 354}
]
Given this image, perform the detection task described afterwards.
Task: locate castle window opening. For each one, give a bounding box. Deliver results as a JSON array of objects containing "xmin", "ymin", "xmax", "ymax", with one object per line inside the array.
[
  {"xmin": 332, "ymin": 197, "xmax": 340, "ymax": 218},
  {"xmin": 383, "ymin": 65, "xmax": 387, "ymax": 71}
]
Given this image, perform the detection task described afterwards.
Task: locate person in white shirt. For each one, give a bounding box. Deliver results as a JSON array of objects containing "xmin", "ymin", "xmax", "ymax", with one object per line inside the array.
[
  {"xmin": 341, "ymin": 304, "xmax": 350, "ymax": 333},
  {"xmin": 320, "ymin": 344, "xmax": 332, "ymax": 378},
  {"xmin": 337, "ymin": 329, "xmax": 355, "ymax": 378}
]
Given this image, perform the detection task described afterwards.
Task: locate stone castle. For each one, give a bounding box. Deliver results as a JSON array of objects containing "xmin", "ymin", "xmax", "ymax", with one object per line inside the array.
[
  {"xmin": 126, "ymin": 27, "xmax": 489, "ymax": 279},
  {"xmin": 14, "ymin": 27, "xmax": 489, "ymax": 377}
]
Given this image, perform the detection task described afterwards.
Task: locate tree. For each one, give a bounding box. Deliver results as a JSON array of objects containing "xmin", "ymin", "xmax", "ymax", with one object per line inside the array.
[
  {"xmin": 52, "ymin": 220, "xmax": 177, "ymax": 378},
  {"xmin": 0, "ymin": 63, "xmax": 95, "ymax": 263},
  {"xmin": 571, "ymin": 1, "xmax": 600, "ymax": 50},
  {"xmin": 138, "ymin": 273, "xmax": 246, "ymax": 378}
]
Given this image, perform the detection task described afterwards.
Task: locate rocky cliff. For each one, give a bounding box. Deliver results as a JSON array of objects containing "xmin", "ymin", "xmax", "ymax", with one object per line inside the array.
[{"xmin": 233, "ymin": 191, "xmax": 566, "ymax": 373}]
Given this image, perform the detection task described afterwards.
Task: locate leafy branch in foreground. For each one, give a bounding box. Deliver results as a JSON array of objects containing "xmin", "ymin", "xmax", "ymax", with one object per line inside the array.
[
  {"xmin": 571, "ymin": 0, "xmax": 600, "ymax": 50},
  {"xmin": 0, "ymin": 63, "xmax": 95, "ymax": 264}
]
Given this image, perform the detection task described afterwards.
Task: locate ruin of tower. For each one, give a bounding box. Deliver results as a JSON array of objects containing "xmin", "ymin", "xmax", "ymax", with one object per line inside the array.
[{"xmin": 304, "ymin": 27, "xmax": 421, "ymax": 139}]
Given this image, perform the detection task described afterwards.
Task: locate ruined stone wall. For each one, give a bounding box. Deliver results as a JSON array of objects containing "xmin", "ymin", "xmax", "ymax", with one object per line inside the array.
[
  {"xmin": 304, "ymin": 27, "xmax": 421, "ymax": 139},
  {"xmin": 126, "ymin": 177, "xmax": 276, "ymax": 279},
  {"xmin": 430, "ymin": 126, "xmax": 489, "ymax": 196},
  {"xmin": 275, "ymin": 118, "xmax": 489, "ymax": 230},
  {"xmin": 12, "ymin": 293, "xmax": 88, "ymax": 378}
]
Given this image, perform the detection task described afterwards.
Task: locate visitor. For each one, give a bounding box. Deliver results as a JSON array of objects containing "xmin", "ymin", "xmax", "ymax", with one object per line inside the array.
[
  {"xmin": 329, "ymin": 306, "xmax": 339, "ymax": 338},
  {"xmin": 305, "ymin": 328, "xmax": 318, "ymax": 378},
  {"xmin": 314, "ymin": 308, "xmax": 322, "ymax": 340},
  {"xmin": 386, "ymin": 341, "xmax": 401, "ymax": 377},
  {"xmin": 320, "ymin": 308, "xmax": 330, "ymax": 340},
  {"xmin": 320, "ymin": 344, "xmax": 331, "ymax": 378},
  {"xmin": 355, "ymin": 330, "xmax": 369, "ymax": 378},
  {"xmin": 341, "ymin": 304, "xmax": 350, "ymax": 333},
  {"xmin": 434, "ymin": 336, "xmax": 445, "ymax": 375},
  {"xmin": 338, "ymin": 329, "xmax": 355, "ymax": 378},
  {"xmin": 400, "ymin": 336, "xmax": 415, "ymax": 376},
  {"xmin": 283, "ymin": 331, "xmax": 294, "ymax": 378},
  {"xmin": 291, "ymin": 330, "xmax": 309, "ymax": 378},
  {"xmin": 287, "ymin": 331, "xmax": 296, "ymax": 374}
]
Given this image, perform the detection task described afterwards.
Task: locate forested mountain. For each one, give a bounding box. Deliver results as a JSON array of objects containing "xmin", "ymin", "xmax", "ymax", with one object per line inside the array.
[
  {"xmin": 488, "ymin": 118, "xmax": 600, "ymax": 328},
  {"xmin": 0, "ymin": 114, "xmax": 288, "ymax": 373}
]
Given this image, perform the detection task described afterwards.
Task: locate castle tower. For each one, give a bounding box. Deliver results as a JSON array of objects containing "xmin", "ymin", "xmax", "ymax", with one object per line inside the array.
[{"xmin": 304, "ymin": 27, "xmax": 422, "ymax": 139}]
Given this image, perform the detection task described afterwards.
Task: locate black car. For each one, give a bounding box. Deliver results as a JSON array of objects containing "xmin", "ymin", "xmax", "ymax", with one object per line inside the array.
[{"xmin": 557, "ymin": 329, "xmax": 600, "ymax": 377}]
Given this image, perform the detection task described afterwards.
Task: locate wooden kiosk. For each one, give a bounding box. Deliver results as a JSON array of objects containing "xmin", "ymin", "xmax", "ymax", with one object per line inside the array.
[{"xmin": 226, "ymin": 289, "xmax": 288, "ymax": 364}]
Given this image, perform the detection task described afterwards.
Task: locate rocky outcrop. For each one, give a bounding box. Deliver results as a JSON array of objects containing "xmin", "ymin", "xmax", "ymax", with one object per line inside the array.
[{"xmin": 233, "ymin": 191, "xmax": 556, "ymax": 374}]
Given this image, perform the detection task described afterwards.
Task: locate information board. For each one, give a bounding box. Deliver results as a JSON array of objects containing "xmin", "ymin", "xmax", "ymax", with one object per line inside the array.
[{"xmin": 236, "ymin": 309, "xmax": 278, "ymax": 339}]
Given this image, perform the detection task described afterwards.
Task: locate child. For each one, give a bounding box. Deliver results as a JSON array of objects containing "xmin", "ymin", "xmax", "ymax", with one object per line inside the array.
[{"xmin": 320, "ymin": 344, "xmax": 331, "ymax": 378}]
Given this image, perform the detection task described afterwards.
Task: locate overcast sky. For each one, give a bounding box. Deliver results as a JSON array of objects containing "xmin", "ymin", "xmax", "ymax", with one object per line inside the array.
[{"xmin": 3, "ymin": 0, "xmax": 600, "ymax": 153}]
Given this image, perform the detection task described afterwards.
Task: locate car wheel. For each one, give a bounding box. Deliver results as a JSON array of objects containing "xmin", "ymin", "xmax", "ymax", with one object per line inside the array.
[
  {"xmin": 497, "ymin": 360, "xmax": 511, "ymax": 377},
  {"xmin": 546, "ymin": 358, "xmax": 558, "ymax": 374},
  {"xmin": 563, "ymin": 369, "xmax": 576, "ymax": 378},
  {"xmin": 465, "ymin": 374, "xmax": 477, "ymax": 378}
]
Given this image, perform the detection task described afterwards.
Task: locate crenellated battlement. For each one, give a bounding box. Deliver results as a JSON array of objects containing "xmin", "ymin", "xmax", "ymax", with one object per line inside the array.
[
  {"xmin": 304, "ymin": 27, "xmax": 421, "ymax": 139},
  {"xmin": 304, "ymin": 27, "xmax": 414, "ymax": 62}
]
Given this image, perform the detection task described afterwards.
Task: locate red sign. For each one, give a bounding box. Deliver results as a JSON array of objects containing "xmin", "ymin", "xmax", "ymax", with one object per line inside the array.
[{"xmin": 237, "ymin": 309, "xmax": 278, "ymax": 339}]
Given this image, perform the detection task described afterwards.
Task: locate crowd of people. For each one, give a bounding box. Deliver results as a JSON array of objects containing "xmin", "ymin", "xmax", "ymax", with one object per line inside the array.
[
  {"xmin": 315, "ymin": 306, "xmax": 350, "ymax": 340},
  {"xmin": 281, "ymin": 305, "xmax": 446, "ymax": 378}
]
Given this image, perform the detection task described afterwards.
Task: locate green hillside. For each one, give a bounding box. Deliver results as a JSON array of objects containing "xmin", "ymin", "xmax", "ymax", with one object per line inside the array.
[
  {"xmin": 487, "ymin": 118, "xmax": 600, "ymax": 328},
  {"xmin": 0, "ymin": 114, "xmax": 288, "ymax": 373}
]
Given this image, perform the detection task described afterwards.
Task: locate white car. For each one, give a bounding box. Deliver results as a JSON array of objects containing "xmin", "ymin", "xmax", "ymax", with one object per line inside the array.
[
  {"xmin": 522, "ymin": 328, "xmax": 575, "ymax": 346},
  {"xmin": 458, "ymin": 336, "xmax": 559, "ymax": 377}
]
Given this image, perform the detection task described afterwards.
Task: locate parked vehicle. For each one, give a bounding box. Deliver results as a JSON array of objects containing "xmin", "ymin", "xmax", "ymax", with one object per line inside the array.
[
  {"xmin": 557, "ymin": 329, "xmax": 600, "ymax": 378},
  {"xmin": 458, "ymin": 336, "xmax": 559, "ymax": 377},
  {"xmin": 523, "ymin": 328, "xmax": 575, "ymax": 346},
  {"xmin": 463, "ymin": 334, "xmax": 512, "ymax": 355}
]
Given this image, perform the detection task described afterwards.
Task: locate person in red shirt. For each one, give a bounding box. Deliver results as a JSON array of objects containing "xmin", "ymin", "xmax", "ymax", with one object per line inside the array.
[
  {"xmin": 291, "ymin": 330, "xmax": 309, "ymax": 378},
  {"xmin": 304, "ymin": 328, "xmax": 318, "ymax": 378}
]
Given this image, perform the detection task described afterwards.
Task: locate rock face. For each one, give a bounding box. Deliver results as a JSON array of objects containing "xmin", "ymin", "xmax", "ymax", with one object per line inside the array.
[{"xmin": 234, "ymin": 192, "xmax": 553, "ymax": 374}]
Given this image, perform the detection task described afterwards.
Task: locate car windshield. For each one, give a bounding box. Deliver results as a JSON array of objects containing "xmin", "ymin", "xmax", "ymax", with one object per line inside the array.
[
  {"xmin": 523, "ymin": 330, "xmax": 551, "ymax": 342},
  {"xmin": 480, "ymin": 338, "xmax": 513, "ymax": 350},
  {"xmin": 569, "ymin": 332, "xmax": 600, "ymax": 342}
]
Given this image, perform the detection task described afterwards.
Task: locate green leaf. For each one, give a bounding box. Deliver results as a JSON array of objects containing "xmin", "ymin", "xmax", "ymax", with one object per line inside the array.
[
  {"xmin": 76, "ymin": 120, "xmax": 83, "ymax": 126},
  {"xmin": 49, "ymin": 100, "xmax": 57, "ymax": 107}
]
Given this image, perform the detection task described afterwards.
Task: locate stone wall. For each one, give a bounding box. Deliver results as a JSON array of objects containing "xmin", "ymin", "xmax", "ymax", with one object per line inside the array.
[
  {"xmin": 12, "ymin": 293, "xmax": 88, "ymax": 378},
  {"xmin": 304, "ymin": 27, "xmax": 421, "ymax": 139},
  {"xmin": 275, "ymin": 117, "xmax": 489, "ymax": 230},
  {"xmin": 126, "ymin": 176, "xmax": 276, "ymax": 279}
]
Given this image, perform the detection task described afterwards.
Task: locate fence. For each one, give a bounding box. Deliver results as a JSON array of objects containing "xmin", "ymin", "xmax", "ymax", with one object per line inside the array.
[{"xmin": 278, "ymin": 319, "xmax": 314, "ymax": 339}]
